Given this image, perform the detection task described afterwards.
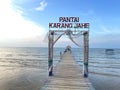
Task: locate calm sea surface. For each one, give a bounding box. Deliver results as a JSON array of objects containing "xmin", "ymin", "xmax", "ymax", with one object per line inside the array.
[
  {"xmin": 1, "ymin": 47, "xmax": 120, "ymax": 76},
  {"xmin": 0, "ymin": 47, "xmax": 120, "ymax": 90},
  {"xmin": 72, "ymin": 48, "xmax": 120, "ymax": 76}
]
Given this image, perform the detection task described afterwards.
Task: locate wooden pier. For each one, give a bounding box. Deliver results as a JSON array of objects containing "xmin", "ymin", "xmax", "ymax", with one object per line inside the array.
[{"xmin": 41, "ymin": 52, "xmax": 95, "ymax": 90}]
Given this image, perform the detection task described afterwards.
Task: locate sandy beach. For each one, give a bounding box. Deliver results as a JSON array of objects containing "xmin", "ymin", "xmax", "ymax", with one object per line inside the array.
[
  {"xmin": 0, "ymin": 67, "xmax": 47, "ymax": 90},
  {"xmin": 89, "ymin": 73, "xmax": 120, "ymax": 90}
]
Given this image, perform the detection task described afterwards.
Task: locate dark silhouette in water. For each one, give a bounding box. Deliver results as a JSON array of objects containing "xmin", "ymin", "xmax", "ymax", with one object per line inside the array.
[
  {"xmin": 105, "ymin": 49, "xmax": 114, "ymax": 55},
  {"xmin": 64, "ymin": 45, "xmax": 71, "ymax": 53}
]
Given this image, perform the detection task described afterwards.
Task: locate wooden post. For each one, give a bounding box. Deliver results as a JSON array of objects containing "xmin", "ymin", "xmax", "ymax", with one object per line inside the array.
[
  {"xmin": 83, "ymin": 31, "xmax": 89, "ymax": 77},
  {"xmin": 48, "ymin": 30, "xmax": 65, "ymax": 76},
  {"xmin": 48, "ymin": 31, "xmax": 54, "ymax": 76}
]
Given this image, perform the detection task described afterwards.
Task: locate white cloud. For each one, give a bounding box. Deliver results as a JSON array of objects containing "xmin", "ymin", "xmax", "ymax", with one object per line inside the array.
[
  {"xmin": 0, "ymin": 0, "xmax": 46, "ymax": 47},
  {"xmin": 35, "ymin": 0, "xmax": 47, "ymax": 11}
]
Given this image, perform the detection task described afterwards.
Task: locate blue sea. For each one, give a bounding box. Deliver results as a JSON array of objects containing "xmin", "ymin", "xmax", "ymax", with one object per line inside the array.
[{"xmin": 0, "ymin": 47, "xmax": 120, "ymax": 90}]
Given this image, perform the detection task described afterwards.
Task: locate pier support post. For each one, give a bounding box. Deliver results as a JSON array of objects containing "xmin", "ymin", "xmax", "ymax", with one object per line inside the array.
[
  {"xmin": 83, "ymin": 31, "xmax": 89, "ymax": 77},
  {"xmin": 48, "ymin": 31, "xmax": 54, "ymax": 76}
]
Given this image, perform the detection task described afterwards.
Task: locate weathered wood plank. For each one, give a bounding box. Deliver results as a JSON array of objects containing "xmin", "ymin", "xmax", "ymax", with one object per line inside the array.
[{"xmin": 41, "ymin": 52, "xmax": 95, "ymax": 90}]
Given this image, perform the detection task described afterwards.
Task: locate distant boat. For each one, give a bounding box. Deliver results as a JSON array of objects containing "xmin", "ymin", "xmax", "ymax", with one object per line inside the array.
[{"xmin": 105, "ymin": 49, "xmax": 114, "ymax": 55}]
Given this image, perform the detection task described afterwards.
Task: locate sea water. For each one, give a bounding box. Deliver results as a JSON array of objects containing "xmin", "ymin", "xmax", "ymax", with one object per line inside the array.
[
  {"xmin": 72, "ymin": 48, "xmax": 120, "ymax": 76},
  {"xmin": 72, "ymin": 48, "xmax": 120, "ymax": 90},
  {"xmin": 0, "ymin": 47, "xmax": 48, "ymax": 69},
  {"xmin": 0, "ymin": 47, "xmax": 49, "ymax": 90},
  {"xmin": 0, "ymin": 47, "xmax": 120, "ymax": 90}
]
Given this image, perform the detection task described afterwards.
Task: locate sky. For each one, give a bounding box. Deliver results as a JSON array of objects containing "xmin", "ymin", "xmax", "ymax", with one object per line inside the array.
[{"xmin": 0, "ymin": 0, "xmax": 120, "ymax": 48}]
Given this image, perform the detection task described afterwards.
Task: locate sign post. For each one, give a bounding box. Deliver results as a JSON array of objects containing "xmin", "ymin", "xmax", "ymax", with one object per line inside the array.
[
  {"xmin": 48, "ymin": 31, "xmax": 54, "ymax": 76},
  {"xmin": 48, "ymin": 17, "xmax": 89, "ymax": 77},
  {"xmin": 83, "ymin": 31, "xmax": 89, "ymax": 77}
]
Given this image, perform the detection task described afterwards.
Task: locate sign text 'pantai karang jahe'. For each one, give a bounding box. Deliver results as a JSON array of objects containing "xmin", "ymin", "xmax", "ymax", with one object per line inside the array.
[{"xmin": 49, "ymin": 17, "xmax": 89, "ymax": 29}]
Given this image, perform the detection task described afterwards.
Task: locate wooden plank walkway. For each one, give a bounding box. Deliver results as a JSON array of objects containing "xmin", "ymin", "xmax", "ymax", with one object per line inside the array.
[{"xmin": 41, "ymin": 52, "xmax": 95, "ymax": 90}]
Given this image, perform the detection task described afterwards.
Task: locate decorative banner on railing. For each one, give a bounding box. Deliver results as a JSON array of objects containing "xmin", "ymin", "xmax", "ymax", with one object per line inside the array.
[{"xmin": 49, "ymin": 17, "xmax": 89, "ymax": 29}]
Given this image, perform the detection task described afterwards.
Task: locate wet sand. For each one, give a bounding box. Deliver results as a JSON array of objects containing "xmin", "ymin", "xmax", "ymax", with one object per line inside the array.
[
  {"xmin": 89, "ymin": 73, "xmax": 120, "ymax": 90},
  {"xmin": 0, "ymin": 67, "xmax": 47, "ymax": 90}
]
